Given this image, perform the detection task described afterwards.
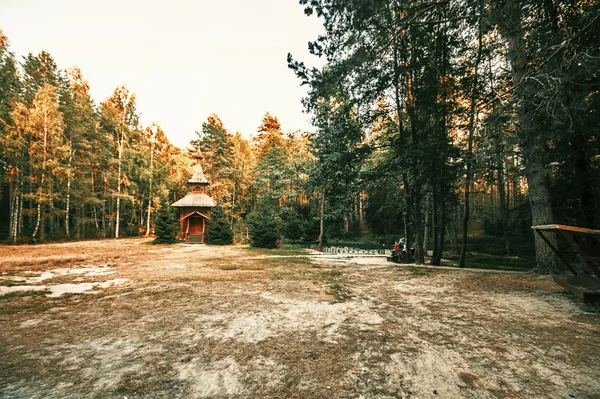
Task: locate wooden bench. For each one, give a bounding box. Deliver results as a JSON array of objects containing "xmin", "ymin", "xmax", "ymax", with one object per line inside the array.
[{"xmin": 532, "ymin": 224, "xmax": 600, "ymax": 303}]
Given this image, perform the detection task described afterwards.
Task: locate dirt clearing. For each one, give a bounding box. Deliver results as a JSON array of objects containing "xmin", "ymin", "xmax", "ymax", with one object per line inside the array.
[{"xmin": 1, "ymin": 239, "xmax": 599, "ymax": 398}]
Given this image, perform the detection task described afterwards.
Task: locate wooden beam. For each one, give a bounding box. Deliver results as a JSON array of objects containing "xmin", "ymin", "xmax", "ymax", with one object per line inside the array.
[
  {"xmin": 553, "ymin": 276, "xmax": 600, "ymax": 303},
  {"xmin": 561, "ymin": 231, "xmax": 600, "ymax": 280},
  {"xmin": 574, "ymin": 273, "xmax": 600, "ymax": 291},
  {"xmin": 532, "ymin": 224, "xmax": 600, "ymax": 235},
  {"xmin": 534, "ymin": 229, "xmax": 578, "ymax": 275}
]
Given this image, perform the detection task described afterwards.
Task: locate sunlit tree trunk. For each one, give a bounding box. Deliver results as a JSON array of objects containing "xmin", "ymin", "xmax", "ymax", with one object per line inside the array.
[
  {"xmin": 65, "ymin": 144, "xmax": 74, "ymax": 239},
  {"xmin": 32, "ymin": 109, "xmax": 49, "ymax": 241},
  {"xmin": 115, "ymin": 129, "xmax": 124, "ymax": 239},
  {"xmin": 145, "ymin": 128, "xmax": 155, "ymax": 237}
]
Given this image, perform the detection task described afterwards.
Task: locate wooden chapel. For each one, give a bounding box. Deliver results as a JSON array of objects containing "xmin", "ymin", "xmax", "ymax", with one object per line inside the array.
[{"xmin": 170, "ymin": 148, "xmax": 216, "ymax": 243}]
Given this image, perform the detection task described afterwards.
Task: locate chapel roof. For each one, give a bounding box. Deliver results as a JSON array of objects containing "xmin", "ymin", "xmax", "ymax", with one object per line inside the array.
[{"xmin": 171, "ymin": 193, "xmax": 217, "ymax": 208}]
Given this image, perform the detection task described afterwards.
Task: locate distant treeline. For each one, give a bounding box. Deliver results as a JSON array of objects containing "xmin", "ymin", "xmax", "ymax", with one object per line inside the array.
[{"xmin": 2, "ymin": 0, "xmax": 600, "ymax": 276}]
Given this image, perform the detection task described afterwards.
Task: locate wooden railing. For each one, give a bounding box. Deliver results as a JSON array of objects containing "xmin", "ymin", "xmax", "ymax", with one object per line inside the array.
[{"xmin": 322, "ymin": 246, "xmax": 388, "ymax": 255}]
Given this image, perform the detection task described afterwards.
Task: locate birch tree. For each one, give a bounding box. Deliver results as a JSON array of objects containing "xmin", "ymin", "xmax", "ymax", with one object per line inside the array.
[
  {"xmin": 100, "ymin": 85, "xmax": 138, "ymax": 239},
  {"xmin": 29, "ymin": 83, "xmax": 64, "ymax": 241}
]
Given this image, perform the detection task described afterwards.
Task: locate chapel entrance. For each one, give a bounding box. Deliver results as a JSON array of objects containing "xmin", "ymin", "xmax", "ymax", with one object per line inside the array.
[
  {"xmin": 187, "ymin": 215, "xmax": 205, "ymax": 243},
  {"xmin": 189, "ymin": 216, "xmax": 204, "ymax": 234}
]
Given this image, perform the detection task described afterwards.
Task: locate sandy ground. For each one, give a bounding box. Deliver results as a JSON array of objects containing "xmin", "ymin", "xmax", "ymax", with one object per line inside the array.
[{"xmin": 1, "ymin": 238, "xmax": 599, "ymax": 399}]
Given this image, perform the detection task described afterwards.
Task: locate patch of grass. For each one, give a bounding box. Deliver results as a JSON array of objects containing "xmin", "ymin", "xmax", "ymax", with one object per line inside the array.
[
  {"xmin": 0, "ymin": 255, "xmax": 92, "ymax": 272},
  {"xmin": 442, "ymin": 251, "xmax": 534, "ymax": 271},
  {"xmin": 244, "ymin": 244, "xmax": 308, "ymax": 256},
  {"xmin": 320, "ymin": 269, "xmax": 352, "ymax": 302},
  {"xmin": 0, "ymin": 290, "xmax": 51, "ymax": 300},
  {"xmin": 252, "ymin": 256, "xmax": 313, "ymax": 269},
  {"xmin": 441, "ymin": 235, "xmax": 539, "ymax": 271},
  {"xmin": 329, "ymin": 283, "xmax": 352, "ymax": 302}
]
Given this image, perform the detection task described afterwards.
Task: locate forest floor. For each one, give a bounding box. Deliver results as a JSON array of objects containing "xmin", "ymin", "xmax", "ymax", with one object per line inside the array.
[{"xmin": 1, "ymin": 239, "xmax": 599, "ymax": 399}]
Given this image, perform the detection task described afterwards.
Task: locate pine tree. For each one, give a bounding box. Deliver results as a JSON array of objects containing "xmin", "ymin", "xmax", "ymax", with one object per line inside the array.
[
  {"xmin": 153, "ymin": 201, "xmax": 178, "ymax": 244},
  {"xmin": 247, "ymin": 205, "xmax": 280, "ymax": 248},
  {"xmin": 193, "ymin": 114, "xmax": 233, "ymax": 201},
  {"xmin": 205, "ymin": 206, "xmax": 233, "ymax": 245}
]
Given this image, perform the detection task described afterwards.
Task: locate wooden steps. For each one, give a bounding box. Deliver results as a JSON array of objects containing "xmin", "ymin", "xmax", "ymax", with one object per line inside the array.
[
  {"xmin": 187, "ymin": 234, "xmax": 204, "ymax": 244},
  {"xmin": 553, "ymin": 273, "xmax": 600, "ymax": 303}
]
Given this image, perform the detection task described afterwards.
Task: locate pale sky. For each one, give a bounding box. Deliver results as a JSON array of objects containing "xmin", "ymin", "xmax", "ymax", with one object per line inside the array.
[{"xmin": 0, "ymin": 0, "xmax": 324, "ymax": 148}]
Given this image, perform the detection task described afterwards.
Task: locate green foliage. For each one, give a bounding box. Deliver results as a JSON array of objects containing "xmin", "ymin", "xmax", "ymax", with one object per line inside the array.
[
  {"xmin": 247, "ymin": 204, "xmax": 281, "ymax": 249},
  {"xmin": 193, "ymin": 114, "xmax": 233, "ymax": 191},
  {"xmin": 205, "ymin": 206, "xmax": 233, "ymax": 245},
  {"xmin": 280, "ymin": 207, "xmax": 305, "ymax": 241},
  {"xmin": 153, "ymin": 202, "xmax": 179, "ymax": 244},
  {"xmin": 303, "ymin": 217, "xmax": 322, "ymax": 243}
]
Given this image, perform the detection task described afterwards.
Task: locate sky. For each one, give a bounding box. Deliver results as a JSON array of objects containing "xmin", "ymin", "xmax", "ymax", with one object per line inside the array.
[{"xmin": 0, "ymin": 0, "xmax": 325, "ymax": 148}]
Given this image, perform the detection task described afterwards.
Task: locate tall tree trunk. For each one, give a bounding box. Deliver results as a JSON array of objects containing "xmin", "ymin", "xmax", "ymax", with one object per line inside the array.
[
  {"xmin": 231, "ymin": 189, "xmax": 236, "ymax": 231},
  {"xmin": 317, "ymin": 190, "xmax": 325, "ymax": 251},
  {"xmin": 405, "ymin": 58, "xmax": 423, "ymax": 263},
  {"xmin": 115, "ymin": 138, "xmax": 123, "ymax": 239},
  {"xmin": 358, "ymin": 193, "xmax": 365, "ymax": 234},
  {"xmin": 424, "ymin": 194, "xmax": 431, "ymax": 258},
  {"xmin": 524, "ymin": 140, "xmax": 558, "ymax": 272},
  {"xmin": 9, "ymin": 178, "xmax": 15, "ymax": 242},
  {"xmin": 511, "ymin": 155, "xmax": 518, "ymax": 208},
  {"xmin": 18, "ymin": 176, "xmax": 24, "ymax": 237},
  {"xmin": 101, "ymin": 195, "xmax": 106, "ymax": 237},
  {"xmin": 497, "ymin": 152, "xmax": 511, "ymax": 255},
  {"xmin": 459, "ymin": 12, "xmax": 483, "ymax": 268},
  {"xmin": 414, "ymin": 181, "xmax": 425, "ymax": 263},
  {"xmin": 433, "ymin": 190, "xmax": 446, "ymax": 265},
  {"xmin": 145, "ymin": 132, "xmax": 154, "ymax": 237},
  {"xmin": 402, "ymin": 174, "xmax": 410, "ymax": 252},
  {"xmin": 431, "ymin": 189, "xmax": 438, "ymax": 262},
  {"xmin": 431, "ymin": 178, "xmax": 446, "ymax": 266},
  {"xmin": 497, "ymin": 0, "xmax": 558, "ymax": 273},
  {"xmin": 33, "ymin": 110, "xmax": 49, "ymax": 242},
  {"xmin": 10, "ymin": 181, "xmax": 20, "ymax": 244},
  {"xmin": 65, "ymin": 145, "xmax": 73, "ymax": 239},
  {"xmin": 447, "ymin": 220, "xmax": 458, "ymax": 255}
]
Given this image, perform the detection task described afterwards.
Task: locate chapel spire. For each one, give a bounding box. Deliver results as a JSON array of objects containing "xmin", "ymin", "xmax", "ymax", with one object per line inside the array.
[{"xmin": 188, "ymin": 147, "xmax": 209, "ymax": 186}]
